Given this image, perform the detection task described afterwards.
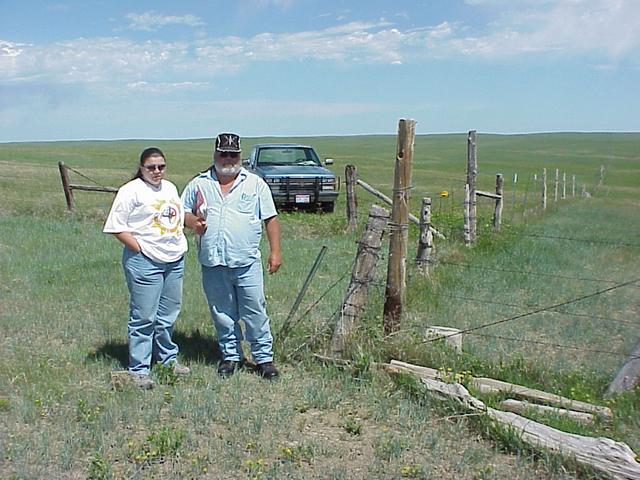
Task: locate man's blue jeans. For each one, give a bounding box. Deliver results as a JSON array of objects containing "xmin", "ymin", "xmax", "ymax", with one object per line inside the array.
[
  {"xmin": 122, "ymin": 248, "xmax": 184, "ymax": 374},
  {"xmin": 201, "ymin": 261, "xmax": 274, "ymax": 364}
]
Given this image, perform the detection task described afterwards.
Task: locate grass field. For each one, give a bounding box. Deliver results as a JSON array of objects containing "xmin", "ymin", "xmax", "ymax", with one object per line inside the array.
[{"xmin": 0, "ymin": 133, "xmax": 639, "ymax": 479}]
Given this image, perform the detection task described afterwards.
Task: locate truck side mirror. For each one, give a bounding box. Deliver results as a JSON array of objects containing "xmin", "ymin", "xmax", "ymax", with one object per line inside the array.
[{"xmin": 324, "ymin": 158, "xmax": 334, "ymax": 165}]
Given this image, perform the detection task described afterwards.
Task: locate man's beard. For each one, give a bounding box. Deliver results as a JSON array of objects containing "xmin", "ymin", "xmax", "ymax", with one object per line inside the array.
[{"xmin": 215, "ymin": 161, "xmax": 241, "ymax": 177}]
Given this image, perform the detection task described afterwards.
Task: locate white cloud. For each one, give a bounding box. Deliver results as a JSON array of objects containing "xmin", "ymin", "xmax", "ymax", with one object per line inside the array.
[
  {"xmin": 126, "ymin": 81, "xmax": 210, "ymax": 94},
  {"xmin": 456, "ymin": 0, "xmax": 640, "ymax": 59},
  {"xmin": 2, "ymin": 1, "xmax": 639, "ymax": 93},
  {"xmin": 125, "ymin": 11, "xmax": 204, "ymax": 31}
]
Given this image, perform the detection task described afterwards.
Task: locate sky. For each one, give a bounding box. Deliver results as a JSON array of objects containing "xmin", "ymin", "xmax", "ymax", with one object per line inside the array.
[{"xmin": 1, "ymin": 0, "xmax": 639, "ymax": 142}]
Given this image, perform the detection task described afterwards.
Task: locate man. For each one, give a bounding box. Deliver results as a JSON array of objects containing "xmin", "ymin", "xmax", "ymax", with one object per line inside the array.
[{"xmin": 182, "ymin": 133, "xmax": 281, "ymax": 379}]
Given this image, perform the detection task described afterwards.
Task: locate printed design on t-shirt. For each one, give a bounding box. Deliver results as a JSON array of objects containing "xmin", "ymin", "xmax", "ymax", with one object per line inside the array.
[{"xmin": 150, "ymin": 199, "xmax": 182, "ymax": 235}]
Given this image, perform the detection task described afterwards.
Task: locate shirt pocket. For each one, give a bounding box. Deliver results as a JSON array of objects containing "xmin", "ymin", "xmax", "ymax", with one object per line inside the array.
[{"xmin": 237, "ymin": 193, "xmax": 256, "ymax": 214}]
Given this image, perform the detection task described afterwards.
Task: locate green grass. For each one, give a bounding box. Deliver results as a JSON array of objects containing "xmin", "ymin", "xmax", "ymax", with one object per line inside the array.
[{"xmin": 1, "ymin": 133, "xmax": 639, "ymax": 478}]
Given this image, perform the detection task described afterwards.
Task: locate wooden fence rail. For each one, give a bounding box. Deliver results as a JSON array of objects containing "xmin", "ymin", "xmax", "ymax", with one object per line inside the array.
[{"xmin": 58, "ymin": 161, "xmax": 117, "ymax": 211}]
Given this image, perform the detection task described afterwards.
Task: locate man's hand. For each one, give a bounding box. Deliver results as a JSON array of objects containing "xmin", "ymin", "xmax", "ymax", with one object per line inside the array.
[
  {"xmin": 267, "ymin": 251, "xmax": 282, "ymax": 274},
  {"xmin": 264, "ymin": 216, "xmax": 281, "ymax": 274},
  {"xmin": 185, "ymin": 212, "xmax": 207, "ymax": 235}
]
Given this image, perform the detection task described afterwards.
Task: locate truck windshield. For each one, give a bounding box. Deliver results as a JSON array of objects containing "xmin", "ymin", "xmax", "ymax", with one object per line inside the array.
[{"xmin": 257, "ymin": 147, "xmax": 322, "ymax": 166}]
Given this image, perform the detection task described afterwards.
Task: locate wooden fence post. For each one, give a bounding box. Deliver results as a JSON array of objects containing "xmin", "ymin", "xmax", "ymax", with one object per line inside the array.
[
  {"xmin": 330, "ymin": 204, "xmax": 390, "ymax": 357},
  {"xmin": 345, "ymin": 165, "xmax": 358, "ymax": 232},
  {"xmin": 606, "ymin": 340, "xmax": 640, "ymax": 395},
  {"xmin": 509, "ymin": 173, "xmax": 518, "ymax": 223},
  {"xmin": 466, "ymin": 130, "xmax": 477, "ymax": 243},
  {"xmin": 58, "ymin": 161, "xmax": 75, "ymax": 211},
  {"xmin": 541, "ymin": 168, "xmax": 547, "ymax": 210},
  {"xmin": 572, "ymin": 174, "xmax": 576, "ymax": 198},
  {"xmin": 554, "ymin": 168, "xmax": 559, "ymax": 203},
  {"xmin": 562, "ymin": 172, "xmax": 566, "ymax": 199},
  {"xmin": 416, "ymin": 197, "xmax": 433, "ymax": 275},
  {"xmin": 598, "ymin": 165, "xmax": 605, "ymax": 187},
  {"xmin": 383, "ymin": 119, "xmax": 415, "ymax": 335},
  {"xmin": 493, "ymin": 174, "xmax": 503, "ymax": 230},
  {"xmin": 464, "ymin": 183, "xmax": 472, "ymax": 244}
]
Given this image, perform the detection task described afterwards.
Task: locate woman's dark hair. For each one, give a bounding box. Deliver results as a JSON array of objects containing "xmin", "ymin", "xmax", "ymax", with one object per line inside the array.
[{"xmin": 132, "ymin": 147, "xmax": 166, "ymax": 180}]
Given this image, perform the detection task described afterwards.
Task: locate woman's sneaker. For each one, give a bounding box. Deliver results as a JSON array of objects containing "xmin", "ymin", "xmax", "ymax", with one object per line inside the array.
[
  {"xmin": 129, "ymin": 372, "xmax": 155, "ymax": 390},
  {"xmin": 171, "ymin": 362, "xmax": 190, "ymax": 375}
]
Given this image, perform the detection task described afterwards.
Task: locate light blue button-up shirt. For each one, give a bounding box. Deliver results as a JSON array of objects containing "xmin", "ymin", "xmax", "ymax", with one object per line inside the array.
[{"xmin": 181, "ymin": 168, "xmax": 277, "ymax": 268}]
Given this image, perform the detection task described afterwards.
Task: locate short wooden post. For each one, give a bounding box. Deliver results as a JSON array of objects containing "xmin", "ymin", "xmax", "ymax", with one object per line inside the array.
[
  {"xmin": 598, "ymin": 165, "xmax": 605, "ymax": 187},
  {"xmin": 466, "ymin": 130, "xmax": 477, "ymax": 243},
  {"xmin": 509, "ymin": 173, "xmax": 518, "ymax": 223},
  {"xmin": 562, "ymin": 172, "xmax": 566, "ymax": 199},
  {"xmin": 345, "ymin": 165, "xmax": 358, "ymax": 232},
  {"xmin": 383, "ymin": 119, "xmax": 415, "ymax": 335},
  {"xmin": 493, "ymin": 174, "xmax": 503, "ymax": 230},
  {"xmin": 572, "ymin": 174, "xmax": 576, "ymax": 198},
  {"xmin": 553, "ymin": 168, "xmax": 559, "ymax": 203},
  {"xmin": 606, "ymin": 340, "xmax": 640, "ymax": 395},
  {"xmin": 541, "ymin": 168, "xmax": 547, "ymax": 210},
  {"xmin": 330, "ymin": 205, "xmax": 390, "ymax": 357},
  {"xmin": 463, "ymin": 184, "xmax": 471, "ymax": 244},
  {"xmin": 416, "ymin": 197, "xmax": 433, "ymax": 275},
  {"xmin": 58, "ymin": 161, "xmax": 75, "ymax": 211}
]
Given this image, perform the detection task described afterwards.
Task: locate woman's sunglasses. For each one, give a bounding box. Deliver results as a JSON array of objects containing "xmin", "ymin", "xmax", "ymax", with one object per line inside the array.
[{"xmin": 144, "ymin": 164, "xmax": 166, "ymax": 172}]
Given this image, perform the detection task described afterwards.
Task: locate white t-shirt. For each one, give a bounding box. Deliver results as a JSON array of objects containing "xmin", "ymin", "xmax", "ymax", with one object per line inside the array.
[{"xmin": 104, "ymin": 178, "xmax": 188, "ymax": 263}]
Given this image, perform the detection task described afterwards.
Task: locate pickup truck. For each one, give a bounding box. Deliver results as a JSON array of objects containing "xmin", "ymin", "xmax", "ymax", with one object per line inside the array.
[{"xmin": 244, "ymin": 143, "xmax": 339, "ymax": 212}]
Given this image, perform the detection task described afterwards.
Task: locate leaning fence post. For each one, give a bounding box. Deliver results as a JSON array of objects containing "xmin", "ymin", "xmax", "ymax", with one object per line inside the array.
[
  {"xmin": 541, "ymin": 168, "xmax": 547, "ymax": 210},
  {"xmin": 58, "ymin": 161, "xmax": 75, "ymax": 211},
  {"xmin": 416, "ymin": 197, "xmax": 433, "ymax": 275},
  {"xmin": 554, "ymin": 168, "xmax": 559, "ymax": 203},
  {"xmin": 345, "ymin": 164, "xmax": 358, "ymax": 232},
  {"xmin": 383, "ymin": 118, "xmax": 415, "ymax": 335},
  {"xmin": 466, "ymin": 130, "xmax": 478, "ymax": 243},
  {"xmin": 330, "ymin": 204, "xmax": 390, "ymax": 357},
  {"xmin": 493, "ymin": 174, "xmax": 503, "ymax": 230}
]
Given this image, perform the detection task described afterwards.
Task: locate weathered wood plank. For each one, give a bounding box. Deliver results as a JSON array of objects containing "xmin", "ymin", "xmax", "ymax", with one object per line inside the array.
[
  {"xmin": 385, "ymin": 362, "xmax": 640, "ymax": 480},
  {"xmin": 387, "ymin": 360, "xmax": 612, "ymax": 418},
  {"xmin": 499, "ymin": 399, "xmax": 596, "ymax": 425},
  {"xmin": 472, "ymin": 377, "xmax": 613, "ymax": 419},
  {"xmin": 356, "ymin": 178, "xmax": 445, "ymax": 239},
  {"xmin": 476, "ymin": 190, "xmax": 501, "ymax": 200}
]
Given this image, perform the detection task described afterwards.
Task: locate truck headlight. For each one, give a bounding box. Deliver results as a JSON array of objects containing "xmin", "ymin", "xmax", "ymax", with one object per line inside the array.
[{"xmin": 321, "ymin": 178, "xmax": 336, "ymax": 190}]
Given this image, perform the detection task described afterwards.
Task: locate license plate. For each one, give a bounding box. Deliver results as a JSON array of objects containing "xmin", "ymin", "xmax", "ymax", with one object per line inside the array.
[{"xmin": 295, "ymin": 194, "xmax": 311, "ymax": 204}]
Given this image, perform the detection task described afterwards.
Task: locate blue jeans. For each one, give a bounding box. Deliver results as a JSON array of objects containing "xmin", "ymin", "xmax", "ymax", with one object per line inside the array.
[
  {"xmin": 201, "ymin": 261, "xmax": 274, "ymax": 364},
  {"xmin": 122, "ymin": 248, "xmax": 184, "ymax": 374}
]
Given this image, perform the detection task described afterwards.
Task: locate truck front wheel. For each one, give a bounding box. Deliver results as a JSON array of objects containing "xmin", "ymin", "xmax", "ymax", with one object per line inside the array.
[{"xmin": 321, "ymin": 202, "xmax": 335, "ymax": 213}]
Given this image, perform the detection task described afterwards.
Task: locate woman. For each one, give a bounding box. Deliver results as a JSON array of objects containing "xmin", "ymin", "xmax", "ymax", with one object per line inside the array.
[{"xmin": 104, "ymin": 147, "xmax": 189, "ymax": 389}]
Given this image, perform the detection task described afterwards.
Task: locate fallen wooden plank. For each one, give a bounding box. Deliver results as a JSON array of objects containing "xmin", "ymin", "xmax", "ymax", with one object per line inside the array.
[
  {"xmin": 499, "ymin": 399, "xmax": 596, "ymax": 425},
  {"xmin": 386, "ymin": 365, "xmax": 640, "ymax": 480},
  {"xmin": 486, "ymin": 407, "xmax": 639, "ymax": 480},
  {"xmin": 472, "ymin": 377, "xmax": 612, "ymax": 419},
  {"xmin": 387, "ymin": 360, "xmax": 612, "ymax": 419}
]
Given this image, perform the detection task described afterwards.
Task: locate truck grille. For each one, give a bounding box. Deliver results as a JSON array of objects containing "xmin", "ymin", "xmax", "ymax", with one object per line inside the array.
[{"xmin": 273, "ymin": 178, "xmax": 321, "ymax": 193}]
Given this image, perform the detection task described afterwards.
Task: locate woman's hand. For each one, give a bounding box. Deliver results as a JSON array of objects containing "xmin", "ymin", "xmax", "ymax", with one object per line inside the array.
[{"xmin": 113, "ymin": 232, "xmax": 141, "ymax": 252}]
